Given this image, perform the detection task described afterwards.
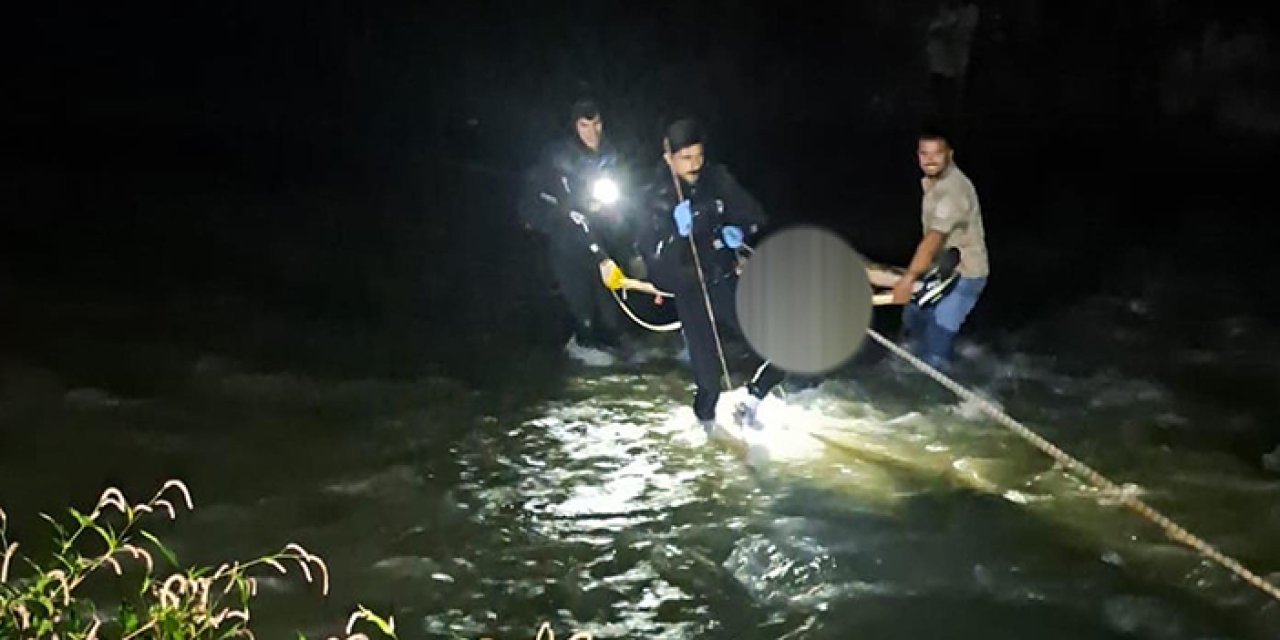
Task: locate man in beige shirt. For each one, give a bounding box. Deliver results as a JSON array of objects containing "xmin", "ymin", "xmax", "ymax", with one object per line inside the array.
[{"xmin": 868, "ymin": 129, "xmax": 988, "ymax": 371}]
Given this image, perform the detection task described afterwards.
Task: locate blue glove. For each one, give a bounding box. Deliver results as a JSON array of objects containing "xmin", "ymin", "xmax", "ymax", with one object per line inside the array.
[
  {"xmin": 672, "ymin": 200, "xmax": 692, "ymax": 237},
  {"xmin": 720, "ymin": 225, "xmax": 744, "ymax": 249}
]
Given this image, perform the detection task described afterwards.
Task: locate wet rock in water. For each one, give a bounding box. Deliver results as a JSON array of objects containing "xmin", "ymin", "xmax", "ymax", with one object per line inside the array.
[
  {"xmin": 1263, "ymin": 445, "xmax": 1280, "ymax": 473},
  {"xmin": 1103, "ymin": 595, "xmax": 1184, "ymax": 639},
  {"xmin": 724, "ymin": 534, "xmax": 838, "ymax": 611},
  {"xmin": 649, "ymin": 543, "xmax": 745, "ymax": 607},
  {"xmin": 1100, "ymin": 550, "xmax": 1124, "ymax": 567},
  {"xmin": 64, "ymin": 387, "xmax": 127, "ymax": 408},
  {"xmin": 371, "ymin": 555, "xmax": 446, "ymax": 581},
  {"xmin": 322, "ymin": 464, "xmax": 422, "ymax": 498}
]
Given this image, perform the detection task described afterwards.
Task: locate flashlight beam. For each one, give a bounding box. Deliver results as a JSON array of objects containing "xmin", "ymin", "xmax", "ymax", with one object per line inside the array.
[{"xmin": 591, "ymin": 177, "xmax": 620, "ymax": 205}]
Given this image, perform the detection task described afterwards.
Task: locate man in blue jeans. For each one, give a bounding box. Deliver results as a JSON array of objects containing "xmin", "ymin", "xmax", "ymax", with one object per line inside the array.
[{"xmin": 888, "ymin": 128, "xmax": 989, "ymax": 371}]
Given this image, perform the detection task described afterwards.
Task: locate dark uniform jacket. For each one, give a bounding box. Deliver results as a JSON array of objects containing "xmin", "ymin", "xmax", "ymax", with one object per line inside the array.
[{"xmin": 636, "ymin": 162, "xmax": 768, "ymax": 294}]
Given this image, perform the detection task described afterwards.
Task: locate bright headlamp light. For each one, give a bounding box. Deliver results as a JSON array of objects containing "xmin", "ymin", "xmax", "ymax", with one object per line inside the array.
[{"xmin": 591, "ymin": 176, "xmax": 620, "ymax": 206}]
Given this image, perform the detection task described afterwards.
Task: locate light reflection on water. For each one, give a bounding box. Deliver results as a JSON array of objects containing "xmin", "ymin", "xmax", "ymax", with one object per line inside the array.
[{"xmin": 430, "ymin": 367, "xmax": 1280, "ymax": 639}]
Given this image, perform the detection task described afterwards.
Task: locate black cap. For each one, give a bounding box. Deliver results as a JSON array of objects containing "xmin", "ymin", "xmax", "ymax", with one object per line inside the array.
[
  {"xmin": 664, "ymin": 118, "xmax": 705, "ymax": 153},
  {"xmin": 570, "ymin": 99, "xmax": 601, "ymax": 122}
]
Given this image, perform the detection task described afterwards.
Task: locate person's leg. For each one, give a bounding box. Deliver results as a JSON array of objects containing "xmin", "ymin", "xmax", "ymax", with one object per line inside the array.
[
  {"xmin": 922, "ymin": 276, "xmax": 986, "ymax": 370},
  {"xmin": 920, "ymin": 321, "xmax": 956, "ymax": 372},
  {"xmin": 900, "ymin": 300, "xmax": 933, "ymax": 352},
  {"xmin": 549, "ymin": 242, "xmax": 600, "ymax": 345},
  {"xmin": 590, "ymin": 278, "xmax": 624, "ymax": 349},
  {"xmin": 674, "ymin": 288, "xmax": 723, "ymax": 425},
  {"xmin": 712, "ymin": 279, "xmax": 784, "ymax": 427},
  {"xmin": 741, "ymin": 360, "xmax": 786, "ymax": 429}
]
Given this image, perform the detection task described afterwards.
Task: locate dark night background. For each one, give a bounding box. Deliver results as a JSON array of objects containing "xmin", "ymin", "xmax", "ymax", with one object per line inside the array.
[{"xmin": 3, "ymin": 0, "xmax": 1278, "ymax": 409}]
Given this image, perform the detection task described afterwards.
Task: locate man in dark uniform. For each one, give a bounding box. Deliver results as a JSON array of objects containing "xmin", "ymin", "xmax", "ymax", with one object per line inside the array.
[
  {"xmin": 636, "ymin": 118, "xmax": 785, "ymax": 433},
  {"xmin": 518, "ymin": 99, "xmax": 642, "ymax": 364}
]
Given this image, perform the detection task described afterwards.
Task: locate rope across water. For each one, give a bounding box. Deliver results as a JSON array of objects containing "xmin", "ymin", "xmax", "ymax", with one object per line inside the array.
[
  {"xmin": 865, "ymin": 328, "xmax": 1280, "ymax": 604},
  {"xmin": 594, "ymin": 247, "xmax": 1279, "ymax": 603}
]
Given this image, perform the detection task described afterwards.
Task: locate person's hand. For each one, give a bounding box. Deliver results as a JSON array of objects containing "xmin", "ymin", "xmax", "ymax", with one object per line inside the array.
[
  {"xmin": 599, "ymin": 259, "xmax": 622, "ymax": 289},
  {"xmin": 720, "ymin": 225, "xmax": 744, "ymax": 248},
  {"xmin": 891, "ymin": 273, "xmax": 916, "ymax": 304},
  {"xmin": 672, "ymin": 200, "xmax": 692, "ymax": 237},
  {"xmin": 653, "ymin": 295, "xmax": 664, "ymax": 306}
]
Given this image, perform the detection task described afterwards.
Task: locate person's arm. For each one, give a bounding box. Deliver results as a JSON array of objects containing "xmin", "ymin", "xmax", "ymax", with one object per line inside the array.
[
  {"xmin": 905, "ymin": 230, "xmax": 946, "ymax": 278},
  {"xmin": 598, "ymin": 181, "xmax": 671, "ymax": 292},
  {"xmin": 533, "ymin": 173, "xmax": 619, "ymax": 289},
  {"xmin": 549, "ymin": 155, "xmax": 617, "ymax": 264},
  {"xmin": 716, "ymin": 166, "xmax": 768, "ymax": 238},
  {"xmin": 866, "ymin": 265, "xmax": 903, "ymax": 288},
  {"xmin": 891, "ymin": 188, "xmax": 967, "ymax": 303},
  {"xmin": 633, "ymin": 185, "xmax": 684, "ymax": 295},
  {"xmin": 891, "ymin": 230, "xmax": 945, "ymax": 303}
]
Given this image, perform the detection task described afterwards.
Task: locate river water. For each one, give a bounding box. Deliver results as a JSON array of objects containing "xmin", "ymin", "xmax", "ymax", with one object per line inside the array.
[{"xmin": 2, "ymin": 253, "xmax": 1278, "ymax": 639}]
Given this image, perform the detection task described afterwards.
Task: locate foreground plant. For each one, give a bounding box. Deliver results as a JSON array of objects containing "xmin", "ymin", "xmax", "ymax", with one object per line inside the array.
[
  {"xmin": 526, "ymin": 622, "xmax": 591, "ymax": 640},
  {"xmin": 0, "ymin": 480, "xmax": 394, "ymax": 639},
  {"xmin": 1, "ymin": 480, "xmax": 604, "ymax": 639}
]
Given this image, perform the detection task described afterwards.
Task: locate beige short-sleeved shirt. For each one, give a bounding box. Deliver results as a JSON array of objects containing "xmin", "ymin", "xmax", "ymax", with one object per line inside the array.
[{"xmin": 921, "ymin": 163, "xmax": 989, "ymax": 278}]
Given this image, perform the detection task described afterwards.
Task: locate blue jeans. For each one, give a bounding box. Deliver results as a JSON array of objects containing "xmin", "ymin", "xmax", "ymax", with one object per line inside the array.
[{"xmin": 902, "ymin": 276, "xmax": 987, "ymax": 371}]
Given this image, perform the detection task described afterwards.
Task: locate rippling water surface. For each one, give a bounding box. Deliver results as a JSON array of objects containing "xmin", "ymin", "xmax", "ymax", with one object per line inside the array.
[{"xmin": 2, "ymin": 286, "xmax": 1279, "ymax": 639}]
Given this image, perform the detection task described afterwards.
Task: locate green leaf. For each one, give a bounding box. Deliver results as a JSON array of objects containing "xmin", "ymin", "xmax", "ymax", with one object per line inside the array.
[
  {"xmin": 17, "ymin": 552, "xmax": 38, "ymax": 571},
  {"xmin": 138, "ymin": 531, "xmax": 178, "ymax": 568},
  {"xmin": 52, "ymin": 553, "xmax": 77, "ymax": 574},
  {"xmin": 120, "ymin": 605, "xmax": 140, "ymax": 632},
  {"xmin": 356, "ymin": 605, "xmax": 398, "ymax": 637}
]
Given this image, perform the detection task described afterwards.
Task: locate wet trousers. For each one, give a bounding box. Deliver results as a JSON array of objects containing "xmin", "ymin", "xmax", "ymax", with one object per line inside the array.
[
  {"xmin": 549, "ymin": 239, "xmax": 620, "ymax": 348},
  {"xmin": 674, "ymin": 276, "xmax": 785, "ymax": 421},
  {"xmin": 902, "ymin": 275, "xmax": 986, "ymax": 371}
]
